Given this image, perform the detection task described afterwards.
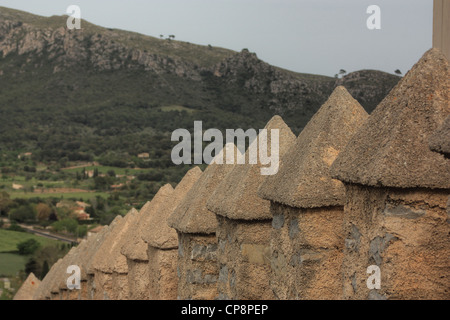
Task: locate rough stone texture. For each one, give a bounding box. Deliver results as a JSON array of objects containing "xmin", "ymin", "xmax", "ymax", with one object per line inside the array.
[
  {"xmin": 258, "ymin": 86, "xmax": 368, "ymax": 208},
  {"xmin": 147, "ymin": 246, "xmax": 179, "ymax": 300},
  {"xmin": 167, "ymin": 145, "xmax": 239, "ymax": 300},
  {"xmin": 111, "ymin": 272, "xmax": 129, "ymax": 300},
  {"xmin": 270, "ymin": 203, "xmax": 344, "ymax": 300},
  {"xmin": 87, "ymin": 274, "xmax": 95, "ymax": 300},
  {"xmin": 86, "ymin": 215, "xmax": 123, "ymax": 298},
  {"xmin": 429, "ymin": 115, "xmax": 450, "ymax": 157},
  {"xmin": 93, "ymin": 209, "xmax": 138, "ymax": 273},
  {"xmin": 57, "ymin": 239, "xmax": 90, "ymax": 299},
  {"xmin": 176, "ymin": 233, "xmax": 219, "ymax": 300},
  {"xmin": 216, "ymin": 216, "xmax": 274, "ymax": 300},
  {"xmin": 66, "ymin": 288, "xmax": 79, "ymax": 300},
  {"xmin": 50, "ymin": 292, "xmax": 60, "ymax": 300},
  {"xmin": 82, "ymin": 223, "xmax": 114, "ymax": 280},
  {"xmin": 91, "ymin": 208, "xmax": 138, "ymax": 299},
  {"xmin": 126, "ymin": 259, "xmax": 151, "ymax": 300},
  {"xmin": 49, "ymin": 246, "xmax": 78, "ymax": 299},
  {"xmin": 142, "ymin": 167, "xmax": 202, "ymax": 249},
  {"xmin": 33, "ymin": 258, "xmax": 62, "ymax": 300},
  {"xmin": 121, "ymin": 185, "xmax": 174, "ymax": 300},
  {"xmin": 207, "ymin": 115, "xmax": 296, "ymax": 221},
  {"xmin": 331, "ymin": 48, "xmax": 450, "ymax": 189},
  {"xmin": 79, "ymin": 280, "xmax": 88, "ymax": 300},
  {"xmin": 14, "ymin": 273, "xmax": 40, "ymax": 300},
  {"xmin": 168, "ymin": 143, "xmax": 239, "ymax": 234},
  {"xmin": 142, "ymin": 169, "xmax": 202, "ymax": 300},
  {"xmin": 93, "ymin": 271, "xmax": 113, "ymax": 300},
  {"xmin": 342, "ymin": 185, "xmax": 450, "ymax": 300}
]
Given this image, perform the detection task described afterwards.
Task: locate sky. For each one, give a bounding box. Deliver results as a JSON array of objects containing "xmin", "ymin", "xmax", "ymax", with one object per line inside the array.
[{"xmin": 0, "ymin": 0, "xmax": 433, "ymax": 77}]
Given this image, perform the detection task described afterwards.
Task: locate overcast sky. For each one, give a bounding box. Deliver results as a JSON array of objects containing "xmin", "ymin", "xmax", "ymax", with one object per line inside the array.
[{"xmin": 0, "ymin": 0, "xmax": 433, "ymax": 77}]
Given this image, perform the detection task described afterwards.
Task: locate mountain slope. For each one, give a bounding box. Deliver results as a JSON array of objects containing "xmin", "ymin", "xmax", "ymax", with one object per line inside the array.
[{"xmin": 0, "ymin": 6, "xmax": 400, "ymax": 168}]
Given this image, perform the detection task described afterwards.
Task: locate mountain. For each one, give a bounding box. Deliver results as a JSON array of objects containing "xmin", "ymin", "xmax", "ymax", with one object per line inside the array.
[{"xmin": 0, "ymin": 6, "xmax": 400, "ymax": 168}]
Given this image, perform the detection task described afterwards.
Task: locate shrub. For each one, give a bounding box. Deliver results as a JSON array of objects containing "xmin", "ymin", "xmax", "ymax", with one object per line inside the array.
[
  {"xmin": 9, "ymin": 205, "xmax": 36, "ymax": 223},
  {"xmin": 52, "ymin": 218, "xmax": 78, "ymax": 234},
  {"xmin": 7, "ymin": 222, "xmax": 25, "ymax": 232},
  {"xmin": 17, "ymin": 239, "xmax": 41, "ymax": 255}
]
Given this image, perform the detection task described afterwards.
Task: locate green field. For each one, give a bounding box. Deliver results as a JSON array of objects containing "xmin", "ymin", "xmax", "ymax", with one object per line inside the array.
[
  {"xmin": 9, "ymin": 191, "xmax": 109, "ymax": 200},
  {"xmin": 0, "ymin": 229, "xmax": 61, "ymax": 253},
  {"xmin": 0, "ymin": 253, "xmax": 27, "ymax": 276},
  {"xmin": 159, "ymin": 105, "xmax": 196, "ymax": 113},
  {"xmin": 61, "ymin": 164, "xmax": 147, "ymax": 175}
]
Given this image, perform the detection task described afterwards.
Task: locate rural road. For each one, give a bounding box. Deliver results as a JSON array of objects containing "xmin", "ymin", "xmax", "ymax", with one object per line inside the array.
[{"xmin": 17, "ymin": 223, "xmax": 78, "ymax": 244}]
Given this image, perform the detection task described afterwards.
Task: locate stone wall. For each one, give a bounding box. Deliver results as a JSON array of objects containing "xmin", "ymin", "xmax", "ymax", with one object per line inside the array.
[
  {"xmin": 79, "ymin": 280, "xmax": 88, "ymax": 300},
  {"xmin": 270, "ymin": 203, "xmax": 344, "ymax": 300},
  {"xmin": 126, "ymin": 259, "xmax": 150, "ymax": 300},
  {"xmin": 147, "ymin": 245, "xmax": 178, "ymax": 300},
  {"xmin": 177, "ymin": 233, "xmax": 218, "ymax": 300},
  {"xmin": 216, "ymin": 216, "xmax": 274, "ymax": 300},
  {"xmin": 111, "ymin": 272, "xmax": 129, "ymax": 300},
  {"xmin": 93, "ymin": 271, "xmax": 113, "ymax": 300},
  {"xmin": 342, "ymin": 185, "xmax": 450, "ymax": 300},
  {"xmin": 87, "ymin": 274, "xmax": 95, "ymax": 300}
]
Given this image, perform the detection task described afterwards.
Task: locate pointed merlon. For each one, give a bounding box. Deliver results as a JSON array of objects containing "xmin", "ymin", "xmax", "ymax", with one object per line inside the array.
[
  {"xmin": 258, "ymin": 86, "xmax": 369, "ymax": 208},
  {"xmin": 57, "ymin": 239, "xmax": 90, "ymax": 291},
  {"xmin": 93, "ymin": 209, "xmax": 139, "ymax": 274},
  {"xmin": 13, "ymin": 273, "xmax": 41, "ymax": 300},
  {"xmin": 207, "ymin": 115, "xmax": 296, "ymax": 220},
  {"xmin": 168, "ymin": 143, "xmax": 241, "ymax": 234},
  {"xmin": 429, "ymin": 115, "xmax": 450, "ymax": 157},
  {"xmin": 33, "ymin": 258, "xmax": 62, "ymax": 300},
  {"xmin": 85, "ymin": 215, "xmax": 123, "ymax": 280},
  {"xmin": 50, "ymin": 246, "xmax": 78, "ymax": 295},
  {"xmin": 121, "ymin": 185, "xmax": 174, "ymax": 261},
  {"xmin": 331, "ymin": 48, "xmax": 450, "ymax": 189},
  {"xmin": 141, "ymin": 167, "xmax": 202, "ymax": 249}
]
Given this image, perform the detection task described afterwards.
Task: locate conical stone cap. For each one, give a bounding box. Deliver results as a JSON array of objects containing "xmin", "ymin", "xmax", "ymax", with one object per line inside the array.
[
  {"xmin": 14, "ymin": 272, "xmax": 41, "ymax": 300},
  {"xmin": 168, "ymin": 143, "xmax": 240, "ymax": 234},
  {"xmin": 93, "ymin": 209, "xmax": 139, "ymax": 273},
  {"xmin": 331, "ymin": 48, "xmax": 450, "ymax": 189},
  {"xmin": 121, "ymin": 185, "xmax": 174, "ymax": 261},
  {"xmin": 207, "ymin": 116, "xmax": 296, "ymax": 220},
  {"xmin": 429, "ymin": 115, "xmax": 450, "ymax": 157},
  {"xmin": 142, "ymin": 167, "xmax": 202, "ymax": 249},
  {"xmin": 86, "ymin": 215, "xmax": 123, "ymax": 276},
  {"xmin": 258, "ymin": 87, "xmax": 368, "ymax": 208}
]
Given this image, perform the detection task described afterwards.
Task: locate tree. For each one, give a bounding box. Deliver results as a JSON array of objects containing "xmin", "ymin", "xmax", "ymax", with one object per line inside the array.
[
  {"xmin": 94, "ymin": 176, "xmax": 109, "ymax": 190},
  {"xmin": 339, "ymin": 69, "xmax": 347, "ymax": 76},
  {"xmin": 36, "ymin": 203, "xmax": 52, "ymax": 222},
  {"xmin": 10, "ymin": 205, "xmax": 36, "ymax": 223},
  {"xmin": 395, "ymin": 69, "xmax": 402, "ymax": 75},
  {"xmin": 7, "ymin": 222, "xmax": 25, "ymax": 232},
  {"xmin": 107, "ymin": 169, "xmax": 116, "ymax": 177},
  {"xmin": 41, "ymin": 260, "xmax": 49, "ymax": 279},
  {"xmin": 25, "ymin": 258, "xmax": 39, "ymax": 275},
  {"xmin": 52, "ymin": 218, "xmax": 78, "ymax": 234},
  {"xmin": 77, "ymin": 225, "xmax": 87, "ymax": 238},
  {"xmin": 0, "ymin": 191, "xmax": 13, "ymax": 216},
  {"xmin": 17, "ymin": 239, "xmax": 41, "ymax": 255}
]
